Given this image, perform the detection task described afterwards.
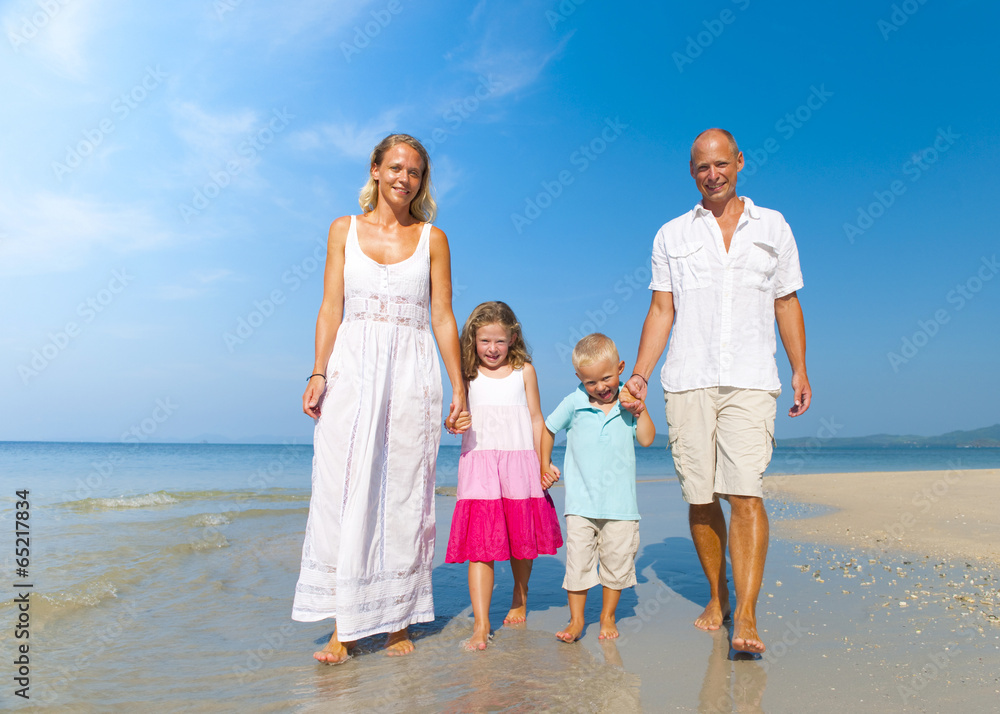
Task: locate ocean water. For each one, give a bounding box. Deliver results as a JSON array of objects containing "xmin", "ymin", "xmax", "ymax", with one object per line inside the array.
[{"xmin": 0, "ymin": 441, "xmax": 997, "ymax": 711}]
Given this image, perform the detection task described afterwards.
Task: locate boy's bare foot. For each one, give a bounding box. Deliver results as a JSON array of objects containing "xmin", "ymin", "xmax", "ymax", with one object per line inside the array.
[
  {"xmin": 314, "ymin": 635, "xmax": 354, "ymax": 664},
  {"xmin": 385, "ymin": 629, "xmax": 415, "ymax": 656},
  {"xmin": 731, "ymin": 617, "xmax": 765, "ymax": 654},
  {"xmin": 556, "ymin": 620, "xmax": 584, "ymax": 643},
  {"xmin": 503, "ymin": 605, "xmax": 527, "ymax": 625},
  {"xmin": 693, "ymin": 597, "xmax": 731, "ymax": 631},
  {"xmin": 598, "ymin": 616, "xmax": 619, "ymax": 640}
]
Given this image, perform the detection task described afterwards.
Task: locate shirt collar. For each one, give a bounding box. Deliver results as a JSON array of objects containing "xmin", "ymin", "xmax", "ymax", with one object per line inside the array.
[{"xmin": 693, "ymin": 195, "xmax": 760, "ymax": 220}]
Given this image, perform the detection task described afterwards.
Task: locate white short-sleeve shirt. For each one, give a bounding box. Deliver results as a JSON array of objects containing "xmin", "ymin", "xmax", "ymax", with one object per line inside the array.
[{"xmin": 649, "ymin": 197, "xmax": 803, "ymax": 393}]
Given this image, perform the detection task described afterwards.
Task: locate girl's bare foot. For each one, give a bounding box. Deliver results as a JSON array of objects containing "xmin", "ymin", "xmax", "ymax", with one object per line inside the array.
[
  {"xmin": 503, "ymin": 605, "xmax": 527, "ymax": 625},
  {"xmin": 314, "ymin": 633, "xmax": 354, "ymax": 664},
  {"xmin": 555, "ymin": 620, "xmax": 584, "ymax": 643},
  {"xmin": 598, "ymin": 616, "xmax": 619, "ymax": 640},
  {"xmin": 731, "ymin": 617, "xmax": 766, "ymax": 654},
  {"xmin": 466, "ymin": 621, "xmax": 491, "ymax": 651},
  {"xmin": 385, "ymin": 628, "xmax": 415, "ymax": 656}
]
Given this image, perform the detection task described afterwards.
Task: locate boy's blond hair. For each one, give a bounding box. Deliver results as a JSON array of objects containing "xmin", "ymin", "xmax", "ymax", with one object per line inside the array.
[{"xmin": 572, "ymin": 333, "xmax": 620, "ymax": 370}]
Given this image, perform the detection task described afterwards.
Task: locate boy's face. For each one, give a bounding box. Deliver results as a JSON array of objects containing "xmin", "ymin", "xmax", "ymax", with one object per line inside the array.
[{"xmin": 575, "ymin": 357, "xmax": 625, "ymax": 405}]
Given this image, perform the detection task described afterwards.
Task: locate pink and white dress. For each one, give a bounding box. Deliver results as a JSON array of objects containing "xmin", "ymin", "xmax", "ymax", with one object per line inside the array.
[{"xmin": 446, "ymin": 368, "xmax": 563, "ymax": 563}]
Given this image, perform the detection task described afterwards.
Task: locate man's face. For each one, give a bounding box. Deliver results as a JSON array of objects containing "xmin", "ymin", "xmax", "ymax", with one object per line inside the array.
[
  {"xmin": 575, "ymin": 358, "xmax": 625, "ymax": 405},
  {"xmin": 690, "ymin": 133, "xmax": 744, "ymax": 206}
]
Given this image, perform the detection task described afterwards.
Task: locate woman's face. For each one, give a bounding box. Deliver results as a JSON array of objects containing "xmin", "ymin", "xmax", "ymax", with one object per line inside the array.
[{"xmin": 371, "ymin": 143, "xmax": 424, "ymax": 209}]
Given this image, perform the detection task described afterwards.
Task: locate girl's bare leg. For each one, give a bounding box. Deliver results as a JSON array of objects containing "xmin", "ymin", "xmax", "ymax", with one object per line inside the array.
[
  {"xmin": 505, "ymin": 558, "xmax": 533, "ymax": 624},
  {"xmin": 468, "ymin": 561, "xmax": 495, "ymax": 650}
]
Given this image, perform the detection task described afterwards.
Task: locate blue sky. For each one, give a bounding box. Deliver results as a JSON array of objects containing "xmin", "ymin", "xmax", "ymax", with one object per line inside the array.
[{"xmin": 2, "ymin": 0, "xmax": 997, "ymax": 444}]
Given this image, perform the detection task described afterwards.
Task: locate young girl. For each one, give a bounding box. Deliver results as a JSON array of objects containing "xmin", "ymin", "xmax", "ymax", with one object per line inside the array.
[{"xmin": 445, "ymin": 301, "xmax": 563, "ymax": 650}]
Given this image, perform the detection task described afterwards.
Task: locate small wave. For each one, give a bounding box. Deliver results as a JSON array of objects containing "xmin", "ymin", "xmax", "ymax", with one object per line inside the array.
[
  {"xmin": 72, "ymin": 491, "xmax": 180, "ymax": 510},
  {"xmin": 191, "ymin": 513, "xmax": 233, "ymax": 527},
  {"xmin": 60, "ymin": 488, "xmax": 310, "ymax": 511}
]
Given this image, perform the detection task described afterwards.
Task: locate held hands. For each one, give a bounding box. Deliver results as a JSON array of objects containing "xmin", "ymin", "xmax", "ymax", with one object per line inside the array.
[
  {"xmin": 620, "ymin": 375, "xmax": 647, "ymax": 416},
  {"xmin": 541, "ymin": 463, "xmax": 560, "ymax": 490},
  {"xmin": 450, "ymin": 410, "xmax": 472, "ymax": 433},
  {"xmin": 445, "ymin": 393, "xmax": 471, "ymax": 434}
]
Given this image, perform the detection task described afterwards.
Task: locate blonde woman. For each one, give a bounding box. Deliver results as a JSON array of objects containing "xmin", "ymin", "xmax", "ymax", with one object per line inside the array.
[{"xmin": 292, "ymin": 134, "xmax": 468, "ymax": 663}]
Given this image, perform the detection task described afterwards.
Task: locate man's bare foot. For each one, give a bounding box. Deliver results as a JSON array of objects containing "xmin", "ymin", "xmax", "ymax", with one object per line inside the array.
[
  {"xmin": 731, "ymin": 617, "xmax": 766, "ymax": 654},
  {"xmin": 693, "ymin": 598, "xmax": 731, "ymax": 631},
  {"xmin": 314, "ymin": 635, "xmax": 354, "ymax": 664},
  {"xmin": 385, "ymin": 629, "xmax": 415, "ymax": 656},
  {"xmin": 503, "ymin": 605, "xmax": 527, "ymax": 625},
  {"xmin": 598, "ymin": 616, "xmax": 619, "ymax": 640},
  {"xmin": 556, "ymin": 620, "xmax": 584, "ymax": 643}
]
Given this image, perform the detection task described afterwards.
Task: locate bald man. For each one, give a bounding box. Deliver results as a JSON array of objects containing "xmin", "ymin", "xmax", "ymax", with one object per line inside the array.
[{"xmin": 624, "ymin": 128, "xmax": 811, "ymax": 654}]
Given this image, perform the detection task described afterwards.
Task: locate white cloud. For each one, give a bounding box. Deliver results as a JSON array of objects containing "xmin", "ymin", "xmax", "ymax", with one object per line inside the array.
[
  {"xmin": 0, "ymin": 191, "xmax": 173, "ymax": 276},
  {"xmin": 289, "ymin": 107, "xmax": 404, "ymax": 161},
  {"xmin": 2, "ymin": 0, "xmax": 104, "ymax": 80}
]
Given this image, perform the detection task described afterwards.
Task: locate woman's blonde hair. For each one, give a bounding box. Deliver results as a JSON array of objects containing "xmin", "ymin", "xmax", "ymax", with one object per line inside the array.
[
  {"xmin": 460, "ymin": 301, "xmax": 531, "ymax": 381},
  {"xmin": 358, "ymin": 133, "xmax": 437, "ymax": 222}
]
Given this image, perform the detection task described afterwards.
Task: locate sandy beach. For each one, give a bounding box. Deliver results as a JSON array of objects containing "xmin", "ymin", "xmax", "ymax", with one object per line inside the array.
[{"xmin": 7, "ymin": 446, "xmax": 1000, "ymax": 712}]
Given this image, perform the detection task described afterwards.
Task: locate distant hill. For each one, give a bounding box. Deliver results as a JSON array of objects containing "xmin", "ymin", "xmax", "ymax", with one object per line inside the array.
[{"xmin": 776, "ymin": 424, "xmax": 1000, "ymax": 449}]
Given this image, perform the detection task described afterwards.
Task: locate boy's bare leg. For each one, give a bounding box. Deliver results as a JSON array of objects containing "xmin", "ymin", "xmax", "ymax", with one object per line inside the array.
[
  {"xmin": 598, "ymin": 587, "xmax": 622, "ymax": 639},
  {"xmin": 728, "ymin": 495, "xmax": 768, "ymax": 654},
  {"xmin": 468, "ymin": 561, "xmax": 495, "ymax": 650},
  {"xmin": 505, "ymin": 558, "xmax": 533, "ymax": 624},
  {"xmin": 689, "ymin": 501, "xmax": 731, "ymax": 630},
  {"xmin": 314, "ymin": 623, "xmax": 355, "ymax": 663},
  {"xmin": 385, "ymin": 628, "xmax": 415, "ymax": 656},
  {"xmin": 556, "ymin": 590, "xmax": 587, "ymax": 642}
]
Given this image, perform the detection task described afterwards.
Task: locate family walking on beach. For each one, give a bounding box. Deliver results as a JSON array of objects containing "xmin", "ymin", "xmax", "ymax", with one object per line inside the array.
[{"xmin": 290, "ymin": 128, "xmax": 811, "ymax": 664}]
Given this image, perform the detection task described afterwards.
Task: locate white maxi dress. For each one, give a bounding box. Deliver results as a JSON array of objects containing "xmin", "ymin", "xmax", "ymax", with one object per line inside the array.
[{"xmin": 292, "ymin": 216, "xmax": 443, "ymax": 641}]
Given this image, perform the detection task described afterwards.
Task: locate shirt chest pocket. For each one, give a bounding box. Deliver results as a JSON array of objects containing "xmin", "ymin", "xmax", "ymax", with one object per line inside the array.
[
  {"xmin": 743, "ymin": 239, "xmax": 779, "ymax": 292},
  {"xmin": 667, "ymin": 241, "xmax": 711, "ymax": 292}
]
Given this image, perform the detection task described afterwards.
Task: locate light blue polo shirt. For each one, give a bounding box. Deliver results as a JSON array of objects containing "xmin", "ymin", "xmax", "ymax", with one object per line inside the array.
[{"xmin": 544, "ymin": 384, "xmax": 640, "ymax": 521}]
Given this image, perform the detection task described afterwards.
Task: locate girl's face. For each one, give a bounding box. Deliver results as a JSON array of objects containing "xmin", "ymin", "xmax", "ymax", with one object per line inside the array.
[{"xmin": 475, "ymin": 323, "xmax": 512, "ymax": 371}]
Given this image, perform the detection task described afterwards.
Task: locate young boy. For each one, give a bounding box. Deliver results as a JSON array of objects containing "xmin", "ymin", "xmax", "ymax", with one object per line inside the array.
[{"xmin": 540, "ymin": 333, "xmax": 655, "ymax": 641}]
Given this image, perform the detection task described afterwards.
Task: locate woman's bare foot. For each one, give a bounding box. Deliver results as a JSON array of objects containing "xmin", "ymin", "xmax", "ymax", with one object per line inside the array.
[
  {"xmin": 314, "ymin": 632, "xmax": 354, "ymax": 664},
  {"xmin": 731, "ymin": 617, "xmax": 766, "ymax": 654},
  {"xmin": 503, "ymin": 605, "xmax": 527, "ymax": 625},
  {"xmin": 555, "ymin": 620, "xmax": 584, "ymax": 643},
  {"xmin": 385, "ymin": 628, "xmax": 415, "ymax": 656},
  {"xmin": 693, "ymin": 597, "xmax": 731, "ymax": 631},
  {"xmin": 598, "ymin": 616, "xmax": 619, "ymax": 640}
]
